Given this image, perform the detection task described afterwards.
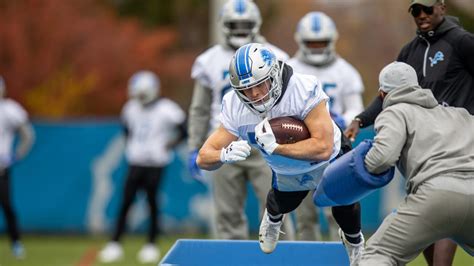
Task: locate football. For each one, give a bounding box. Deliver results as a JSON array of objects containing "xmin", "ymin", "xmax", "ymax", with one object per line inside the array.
[{"xmin": 269, "ymin": 116, "xmax": 310, "ymax": 144}]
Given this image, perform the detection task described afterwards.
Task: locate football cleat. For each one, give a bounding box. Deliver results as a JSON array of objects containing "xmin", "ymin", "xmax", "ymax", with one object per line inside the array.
[
  {"xmin": 98, "ymin": 242, "xmax": 123, "ymax": 263},
  {"xmin": 259, "ymin": 209, "xmax": 284, "ymax": 254},
  {"xmin": 339, "ymin": 228, "xmax": 365, "ymax": 266}
]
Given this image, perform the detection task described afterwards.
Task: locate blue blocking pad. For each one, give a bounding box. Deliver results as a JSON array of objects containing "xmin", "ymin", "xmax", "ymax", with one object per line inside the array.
[{"xmin": 314, "ymin": 140, "xmax": 395, "ymax": 207}]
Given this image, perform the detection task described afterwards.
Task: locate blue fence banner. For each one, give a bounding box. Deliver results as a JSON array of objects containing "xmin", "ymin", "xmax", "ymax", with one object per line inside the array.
[{"xmin": 0, "ymin": 121, "xmax": 405, "ymax": 234}]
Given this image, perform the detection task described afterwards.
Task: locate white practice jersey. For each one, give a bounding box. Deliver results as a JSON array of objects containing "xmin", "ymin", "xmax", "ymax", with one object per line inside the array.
[
  {"xmin": 287, "ymin": 57, "xmax": 364, "ymax": 125},
  {"xmin": 0, "ymin": 99, "xmax": 28, "ymax": 167},
  {"xmin": 121, "ymin": 98, "xmax": 185, "ymax": 167},
  {"xmin": 220, "ymin": 72, "xmax": 341, "ymax": 191},
  {"xmin": 191, "ymin": 44, "xmax": 288, "ymax": 132}
]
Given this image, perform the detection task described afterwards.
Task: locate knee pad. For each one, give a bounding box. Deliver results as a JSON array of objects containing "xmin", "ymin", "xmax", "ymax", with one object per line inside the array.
[{"xmin": 314, "ymin": 140, "xmax": 395, "ymax": 207}]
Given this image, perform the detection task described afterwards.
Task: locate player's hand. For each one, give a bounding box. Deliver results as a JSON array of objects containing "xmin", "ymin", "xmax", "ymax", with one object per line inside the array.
[
  {"xmin": 344, "ymin": 119, "xmax": 361, "ymax": 142},
  {"xmin": 255, "ymin": 118, "xmax": 279, "ymax": 155},
  {"xmin": 220, "ymin": 140, "xmax": 251, "ymax": 163},
  {"xmin": 187, "ymin": 150, "xmax": 206, "ymax": 184}
]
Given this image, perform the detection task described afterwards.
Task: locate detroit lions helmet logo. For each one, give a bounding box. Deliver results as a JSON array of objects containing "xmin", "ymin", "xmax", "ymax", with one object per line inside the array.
[
  {"xmin": 260, "ymin": 49, "xmax": 275, "ymax": 66},
  {"xmin": 429, "ymin": 51, "xmax": 444, "ymax": 67}
]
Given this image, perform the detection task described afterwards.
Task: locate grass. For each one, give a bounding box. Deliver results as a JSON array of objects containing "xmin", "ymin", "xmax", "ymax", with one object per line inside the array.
[{"xmin": 0, "ymin": 234, "xmax": 472, "ymax": 265}]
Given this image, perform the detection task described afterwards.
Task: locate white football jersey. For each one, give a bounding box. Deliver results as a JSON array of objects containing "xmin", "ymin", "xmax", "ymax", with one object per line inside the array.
[
  {"xmin": 0, "ymin": 99, "xmax": 28, "ymax": 166},
  {"xmin": 220, "ymin": 72, "xmax": 341, "ymax": 191},
  {"xmin": 121, "ymin": 98, "xmax": 185, "ymax": 167},
  {"xmin": 191, "ymin": 44, "xmax": 288, "ymax": 132},
  {"xmin": 287, "ymin": 57, "xmax": 364, "ymax": 125}
]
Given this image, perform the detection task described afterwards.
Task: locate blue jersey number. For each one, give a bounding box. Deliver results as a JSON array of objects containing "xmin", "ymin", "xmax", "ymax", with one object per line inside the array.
[
  {"xmin": 220, "ymin": 70, "xmax": 232, "ymax": 101},
  {"xmin": 322, "ymin": 83, "xmax": 337, "ymax": 112}
]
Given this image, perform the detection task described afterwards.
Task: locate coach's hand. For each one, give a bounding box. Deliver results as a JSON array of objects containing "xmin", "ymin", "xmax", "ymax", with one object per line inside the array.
[
  {"xmin": 344, "ymin": 119, "xmax": 361, "ymax": 142},
  {"xmin": 255, "ymin": 118, "xmax": 279, "ymax": 155},
  {"xmin": 220, "ymin": 140, "xmax": 251, "ymax": 163}
]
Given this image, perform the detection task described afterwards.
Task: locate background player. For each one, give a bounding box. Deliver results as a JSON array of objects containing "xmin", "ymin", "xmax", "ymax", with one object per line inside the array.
[
  {"xmin": 99, "ymin": 71, "xmax": 186, "ymax": 264},
  {"xmin": 0, "ymin": 75, "xmax": 35, "ymax": 259},
  {"xmin": 287, "ymin": 11, "xmax": 364, "ymax": 241}
]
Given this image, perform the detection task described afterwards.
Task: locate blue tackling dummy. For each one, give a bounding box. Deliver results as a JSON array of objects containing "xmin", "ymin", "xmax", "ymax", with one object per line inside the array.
[{"xmin": 314, "ymin": 140, "xmax": 395, "ymax": 207}]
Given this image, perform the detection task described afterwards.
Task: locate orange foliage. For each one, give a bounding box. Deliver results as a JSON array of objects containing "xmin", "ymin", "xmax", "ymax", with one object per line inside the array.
[{"xmin": 0, "ymin": 0, "xmax": 195, "ymax": 118}]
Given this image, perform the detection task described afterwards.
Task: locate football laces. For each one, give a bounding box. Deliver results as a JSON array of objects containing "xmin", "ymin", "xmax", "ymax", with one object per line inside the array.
[{"xmin": 281, "ymin": 123, "xmax": 304, "ymax": 132}]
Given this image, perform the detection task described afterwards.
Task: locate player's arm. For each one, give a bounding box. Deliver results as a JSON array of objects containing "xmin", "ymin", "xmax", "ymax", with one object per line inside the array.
[
  {"xmin": 365, "ymin": 109, "xmax": 406, "ymax": 174},
  {"xmin": 15, "ymin": 122, "xmax": 35, "ymax": 161},
  {"xmin": 341, "ymin": 92, "xmax": 364, "ymax": 126},
  {"xmin": 197, "ymin": 125, "xmax": 242, "ymax": 170},
  {"xmin": 274, "ymin": 100, "xmax": 334, "ymax": 161},
  {"xmin": 187, "ymin": 81, "xmax": 212, "ymax": 151}
]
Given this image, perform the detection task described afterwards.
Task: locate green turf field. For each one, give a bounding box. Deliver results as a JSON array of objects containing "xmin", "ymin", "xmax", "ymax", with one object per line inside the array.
[{"xmin": 0, "ymin": 235, "xmax": 472, "ymax": 265}]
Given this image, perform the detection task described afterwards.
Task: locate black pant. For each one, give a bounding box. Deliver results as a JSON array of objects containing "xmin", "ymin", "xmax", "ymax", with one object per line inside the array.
[
  {"xmin": 266, "ymin": 131, "xmax": 361, "ymax": 236},
  {"xmin": 112, "ymin": 165, "xmax": 163, "ymax": 243},
  {"xmin": 0, "ymin": 168, "xmax": 20, "ymax": 243}
]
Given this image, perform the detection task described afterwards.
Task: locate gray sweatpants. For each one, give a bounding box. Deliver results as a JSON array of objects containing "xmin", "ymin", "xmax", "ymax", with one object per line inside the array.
[
  {"xmin": 212, "ymin": 147, "xmax": 294, "ymax": 239},
  {"xmin": 361, "ymin": 173, "xmax": 474, "ymax": 265}
]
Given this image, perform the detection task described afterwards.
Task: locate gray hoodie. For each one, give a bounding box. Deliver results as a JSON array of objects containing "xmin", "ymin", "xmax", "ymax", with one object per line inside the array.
[{"xmin": 365, "ymin": 85, "xmax": 474, "ymax": 193}]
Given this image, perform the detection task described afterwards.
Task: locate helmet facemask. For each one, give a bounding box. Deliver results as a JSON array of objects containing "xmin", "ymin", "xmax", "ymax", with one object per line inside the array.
[
  {"xmin": 233, "ymin": 60, "xmax": 283, "ymax": 116},
  {"xmin": 300, "ymin": 39, "xmax": 336, "ymax": 66},
  {"xmin": 219, "ymin": 0, "xmax": 262, "ymax": 50},
  {"xmin": 128, "ymin": 71, "xmax": 160, "ymax": 106},
  {"xmin": 295, "ymin": 12, "xmax": 338, "ymax": 66},
  {"xmin": 223, "ymin": 20, "xmax": 258, "ymax": 49}
]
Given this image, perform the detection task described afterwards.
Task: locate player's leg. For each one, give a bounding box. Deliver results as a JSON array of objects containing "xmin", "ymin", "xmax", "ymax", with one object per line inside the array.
[
  {"xmin": 138, "ymin": 166, "xmax": 163, "ymax": 263},
  {"xmin": 0, "ymin": 168, "xmax": 24, "ymax": 258},
  {"xmin": 451, "ymin": 175, "xmax": 474, "ymax": 257},
  {"xmin": 323, "ymin": 207, "xmax": 339, "ymax": 240},
  {"xmin": 212, "ymin": 162, "xmax": 248, "ymax": 239},
  {"xmin": 143, "ymin": 166, "xmax": 163, "ymax": 243},
  {"xmin": 431, "ymin": 239, "xmax": 458, "ymax": 266},
  {"xmin": 259, "ymin": 188, "xmax": 308, "ymax": 253},
  {"xmin": 294, "ymin": 191, "xmax": 320, "ymax": 240},
  {"xmin": 246, "ymin": 151, "xmax": 295, "ymax": 240},
  {"xmin": 332, "ymin": 203, "xmax": 364, "ymax": 266},
  {"xmin": 111, "ymin": 166, "xmax": 142, "ymax": 241},
  {"xmin": 99, "ymin": 166, "xmax": 141, "ymax": 262}
]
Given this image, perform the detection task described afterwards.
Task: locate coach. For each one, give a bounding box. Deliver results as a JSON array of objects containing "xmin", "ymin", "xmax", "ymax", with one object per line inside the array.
[
  {"xmin": 345, "ymin": 0, "xmax": 474, "ymax": 264},
  {"xmin": 359, "ymin": 62, "xmax": 474, "ymax": 265}
]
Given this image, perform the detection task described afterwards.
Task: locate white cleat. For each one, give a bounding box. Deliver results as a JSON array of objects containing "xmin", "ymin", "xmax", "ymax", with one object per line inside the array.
[
  {"xmin": 259, "ymin": 209, "xmax": 284, "ymax": 254},
  {"xmin": 98, "ymin": 242, "xmax": 123, "ymax": 263},
  {"xmin": 137, "ymin": 244, "xmax": 160, "ymax": 264},
  {"xmin": 339, "ymin": 228, "xmax": 365, "ymax": 266},
  {"xmin": 12, "ymin": 241, "xmax": 26, "ymax": 259}
]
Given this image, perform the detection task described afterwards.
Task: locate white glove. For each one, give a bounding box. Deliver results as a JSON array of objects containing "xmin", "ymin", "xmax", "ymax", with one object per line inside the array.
[
  {"xmin": 255, "ymin": 118, "xmax": 279, "ymax": 155},
  {"xmin": 220, "ymin": 140, "xmax": 251, "ymax": 163}
]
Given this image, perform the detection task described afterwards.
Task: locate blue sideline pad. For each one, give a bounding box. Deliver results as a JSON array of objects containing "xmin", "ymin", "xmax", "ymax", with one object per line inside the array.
[{"xmin": 159, "ymin": 239, "xmax": 349, "ymax": 266}]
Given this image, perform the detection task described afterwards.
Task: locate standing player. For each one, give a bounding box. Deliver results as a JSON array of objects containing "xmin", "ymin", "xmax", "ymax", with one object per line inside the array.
[
  {"xmin": 99, "ymin": 71, "xmax": 186, "ymax": 264},
  {"xmin": 188, "ymin": 0, "xmax": 294, "ymax": 240},
  {"xmin": 197, "ymin": 43, "xmax": 364, "ymax": 265},
  {"xmin": 0, "ymin": 75, "xmax": 35, "ymax": 259},
  {"xmin": 287, "ymin": 11, "xmax": 364, "ymax": 241}
]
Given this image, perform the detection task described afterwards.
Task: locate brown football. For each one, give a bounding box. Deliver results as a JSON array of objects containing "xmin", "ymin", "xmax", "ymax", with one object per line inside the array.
[{"xmin": 269, "ymin": 116, "xmax": 310, "ymax": 144}]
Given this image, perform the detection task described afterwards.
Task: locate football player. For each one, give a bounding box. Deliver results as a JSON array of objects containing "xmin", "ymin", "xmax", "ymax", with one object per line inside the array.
[
  {"xmin": 196, "ymin": 43, "xmax": 364, "ymax": 265},
  {"xmin": 99, "ymin": 71, "xmax": 186, "ymax": 264},
  {"xmin": 0, "ymin": 75, "xmax": 35, "ymax": 259},
  {"xmin": 188, "ymin": 0, "xmax": 294, "ymax": 240},
  {"xmin": 287, "ymin": 12, "xmax": 365, "ymax": 241}
]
